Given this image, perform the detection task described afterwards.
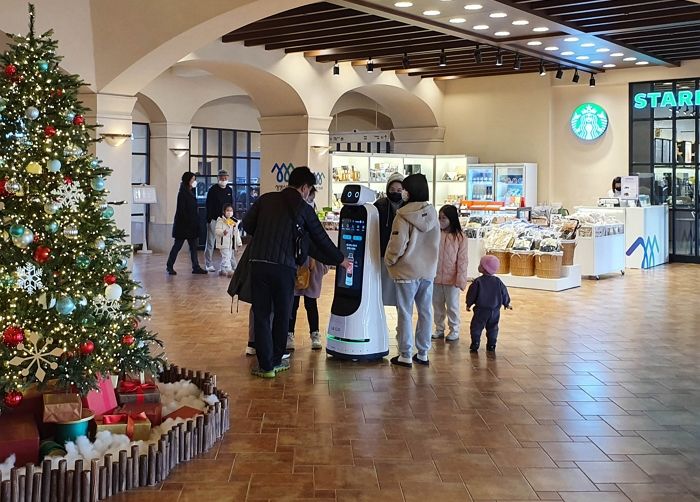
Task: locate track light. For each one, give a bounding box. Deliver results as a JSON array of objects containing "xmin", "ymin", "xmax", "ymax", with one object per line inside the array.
[
  {"xmin": 572, "ymin": 68, "xmax": 580, "ymax": 83},
  {"xmin": 495, "ymin": 49, "xmax": 503, "ymax": 67},
  {"xmin": 333, "ymin": 61, "xmax": 340, "ymax": 76},
  {"xmin": 439, "ymin": 49, "xmax": 447, "ymax": 67},
  {"xmin": 555, "ymin": 66, "xmax": 563, "ymax": 79},
  {"xmin": 474, "ymin": 45, "xmax": 482, "ymax": 64},
  {"xmin": 366, "ymin": 57, "xmax": 374, "ymax": 73},
  {"xmin": 539, "ymin": 60, "xmax": 546, "ymax": 76},
  {"xmin": 589, "ymin": 73, "xmax": 596, "ymax": 87},
  {"xmin": 514, "ymin": 53, "xmax": 521, "ymax": 70},
  {"xmin": 402, "ymin": 52, "xmax": 410, "ymax": 69}
]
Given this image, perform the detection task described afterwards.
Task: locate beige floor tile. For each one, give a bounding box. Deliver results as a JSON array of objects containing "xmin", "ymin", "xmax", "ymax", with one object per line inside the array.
[
  {"xmin": 521, "ymin": 468, "xmax": 598, "ymax": 491},
  {"xmin": 576, "ymin": 461, "xmax": 652, "ymax": 483}
]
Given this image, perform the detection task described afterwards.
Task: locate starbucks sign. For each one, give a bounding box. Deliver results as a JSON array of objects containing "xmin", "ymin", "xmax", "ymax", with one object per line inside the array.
[{"xmin": 570, "ymin": 103, "xmax": 609, "ymax": 141}]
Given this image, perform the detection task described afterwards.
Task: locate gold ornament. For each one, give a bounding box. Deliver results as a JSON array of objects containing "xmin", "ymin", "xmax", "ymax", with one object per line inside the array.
[{"xmin": 26, "ymin": 161, "xmax": 43, "ymax": 174}]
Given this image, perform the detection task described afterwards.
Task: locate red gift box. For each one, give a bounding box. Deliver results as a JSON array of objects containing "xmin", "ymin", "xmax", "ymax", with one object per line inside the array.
[
  {"xmin": 116, "ymin": 378, "xmax": 160, "ymax": 405},
  {"xmin": 82, "ymin": 375, "xmax": 118, "ymax": 418},
  {"xmin": 0, "ymin": 413, "xmax": 40, "ymax": 465},
  {"xmin": 163, "ymin": 406, "xmax": 203, "ymax": 422},
  {"xmin": 113, "ymin": 402, "xmax": 163, "ymax": 426}
]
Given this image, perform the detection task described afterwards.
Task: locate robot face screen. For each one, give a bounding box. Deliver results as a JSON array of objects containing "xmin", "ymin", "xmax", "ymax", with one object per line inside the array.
[
  {"xmin": 340, "ymin": 185, "xmax": 362, "ymax": 204},
  {"xmin": 336, "ymin": 215, "xmax": 366, "ymax": 295}
]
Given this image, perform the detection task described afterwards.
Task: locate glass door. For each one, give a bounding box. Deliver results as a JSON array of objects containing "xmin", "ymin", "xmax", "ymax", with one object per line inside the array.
[
  {"xmin": 495, "ymin": 165, "xmax": 524, "ymax": 204},
  {"xmin": 467, "ymin": 164, "xmax": 494, "ymax": 201}
]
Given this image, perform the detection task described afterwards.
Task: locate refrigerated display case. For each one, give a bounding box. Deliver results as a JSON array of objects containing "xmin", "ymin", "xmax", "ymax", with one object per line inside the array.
[
  {"xmin": 495, "ymin": 163, "xmax": 537, "ymax": 207},
  {"xmin": 467, "ymin": 164, "xmax": 495, "ymax": 202},
  {"xmin": 435, "ymin": 155, "xmax": 470, "ymax": 207}
]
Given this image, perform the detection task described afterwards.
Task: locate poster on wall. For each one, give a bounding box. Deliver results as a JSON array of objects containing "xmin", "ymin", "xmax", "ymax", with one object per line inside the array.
[{"xmin": 621, "ymin": 176, "xmax": 639, "ymax": 201}]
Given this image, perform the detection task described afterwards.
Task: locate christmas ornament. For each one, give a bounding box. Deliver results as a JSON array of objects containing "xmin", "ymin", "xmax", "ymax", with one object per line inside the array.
[
  {"xmin": 92, "ymin": 295, "xmax": 121, "ymax": 319},
  {"xmin": 15, "ymin": 262, "xmax": 43, "ymax": 294},
  {"xmin": 33, "ymin": 245, "xmax": 51, "ymax": 264},
  {"xmin": 3, "ymin": 390, "xmax": 23, "ymax": 408},
  {"xmin": 44, "ymin": 201, "xmax": 60, "ymax": 215},
  {"xmin": 0, "ymin": 179, "xmax": 8, "ymax": 196},
  {"xmin": 101, "ymin": 206, "xmax": 114, "ymax": 219},
  {"xmin": 90, "ymin": 176, "xmax": 105, "ymax": 191},
  {"xmin": 104, "ymin": 274, "xmax": 117, "ymax": 285},
  {"xmin": 117, "ymin": 258, "xmax": 128, "ymax": 270},
  {"xmin": 104, "ymin": 283, "xmax": 122, "ymax": 300},
  {"xmin": 45, "ymin": 221, "xmax": 59, "ymax": 233},
  {"xmin": 75, "ymin": 254, "xmax": 90, "ymax": 269},
  {"xmin": 38, "ymin": 292, "xmax": 56, "ymax": 309},
  {"xmin": 3, "ymin": 326, "xmax": 25, "ymax": 347},
  {"xmin": 9, "ymin": 224, "xmax": 25, "ymax": 237},
  {"xmin": 25, "ymin": 161, "xmax": 42, "ymax": 174},
  {"xmin": 52, "ymin": 181, "xmax": 85, "ymax": 211},
  {"xmin": 0, "ymin": 98, "xmax": 7, "ymax": 111},
  {"xmin": 66, "ymin": 112, "xmax": 75, "ymax": 123},
  {"xmin": 6, "ymin": 180, "xmax": 21, "ymax": 194},
  {"xmin": 121, "ymin": 334, "xmax": 135, "ymax": 346},
  {"xmin": 77, "ymin": 296, "xmax": 88, "ymax": 307},
  {"xmin": 12, "ymin": 232, "xmax": 33, "ymax": 249},
  {"xmin": 56, "ymin": 296, "xmax": 76, "ymax": 315},
  {"xmin": 64, "ymin": 176, "xmax": 73, "ymax": 185},
  {"xmin": 44, "ymin": 125, "xmax": 57, "ymax": 137},
  {"xmin": 37, "ymin": 60, "xmax": 49, "ymax": 72},
  {"xmin": 4, "ymin": 64, "xmax": 17, "ymax": 77},
  {"xmin": 47, "ymin": 159, "xmax": 61, "ymax": 172},
  {"xmin": 79, "ymin": 340, "xmax": 94, "ymax": 355},
  {"xmin": 80, "ymin": 315, "xmax": 96, "ymax": 327},
  {"xmin": 9, "ymin": 331, "xmax": 63, "ymax": 381},
  {"xmin": 63, "ymin": 224, "xmax": 79, "ymax": 238},
  {"xmin": 72, "ymin": 115, "xmax": 84, "ymax": 126},
  {"xmin": 89, "ymin": 159, "xmax": 99, "ymax": 169},
  {"xmin": 94, "ymin": 238, "xmax": 105, "ymax": 251},
  {"xmin": 25, "ymin": 106, "xmax": 40, "ymax": 120}
]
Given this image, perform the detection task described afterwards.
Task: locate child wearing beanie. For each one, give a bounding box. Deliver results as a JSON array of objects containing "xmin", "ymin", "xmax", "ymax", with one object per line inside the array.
[{"xmin": 465, "ymin": 255, "xmax": 512, "ymax": 353}]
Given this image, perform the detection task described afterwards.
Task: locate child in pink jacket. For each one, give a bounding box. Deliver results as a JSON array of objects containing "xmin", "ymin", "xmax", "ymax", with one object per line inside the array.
[{"xmin": 432, "ymin": 205, "xmax": 468, "ymax": 341}]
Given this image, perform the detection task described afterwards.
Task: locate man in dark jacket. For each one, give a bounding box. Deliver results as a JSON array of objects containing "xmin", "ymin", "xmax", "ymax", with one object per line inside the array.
[
  {"xmin": 242, "ymin": 166, "xmax": 351, "ymax": 378},
  {"xmin": 166, "ymin": 172, "xmax": 207, "ymax": 275},
  {"xmin": 204, "ymin": 170, "xmax": 234, "ymax": 272}
]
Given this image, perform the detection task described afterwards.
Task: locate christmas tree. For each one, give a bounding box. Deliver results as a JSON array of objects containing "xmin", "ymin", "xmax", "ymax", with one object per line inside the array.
[{"xmin": 0, "ymin": 5, "xmax": 164, "ymax": 410}]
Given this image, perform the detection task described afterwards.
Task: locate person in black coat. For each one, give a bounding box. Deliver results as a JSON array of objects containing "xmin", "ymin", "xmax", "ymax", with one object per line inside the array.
[
  {"xmin": 166, "ymin": 172, "xmax": 207, "ymax": 275},
  {"xmin": 204, "ymin": 169, "xmax": 234, "ymax": 271}
]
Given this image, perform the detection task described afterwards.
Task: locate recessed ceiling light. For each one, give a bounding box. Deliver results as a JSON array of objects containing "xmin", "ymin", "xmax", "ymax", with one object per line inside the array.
[
  {"xmin": 591, "ymin": 60, "xmax": 603, "ymax": 64},
  {"xmin": 564, "ymin": 37, "xmax": 579, "ymax": 42},
  {"xmin": 423, "ymin": 9, "xmax": 440, "ymax": 15},
  {"xmin": 449, "ymin": 17, "xmax": 466, "ymax": 23},
  {"xmin": 394, "ymin": 1, "xmax": 413, "ymax": 6},
  {"xmin": 636, "ymin": 61, "xmax": 649, "ymax": 65},
  {"xmin": 596, "ymin": 48, "xmax": 610, "ymax": 53},
  {"xmin": 544, "ymin": 46, "xmax": 559, "ymax": 51},
  {"xmin": 473, "ymin": 24, "xmax": 489, "ymax": 30},
  {"xmin": 533, "ymin": 27, "xmax": 549, "ymax": 32},
  {"xmin": 581, "ymin": 42, "xmax": 595, "ymax": 48},
  {"xmin": 603, "ymin": 63, "xmax": 616, "ymax": 68},
  {"xmin": 490, "ymin": 12, "xmax": 507, "ymax": 18},
  {"xmin": 464, "ymin": 4, "xmax": 483, "ymax": 10},
  {"xmin": 576, "ymin": 55, "xmax": 590, "ymax": 60},
  {"xmin": 512, "ymin": 19, "xmax": 529, "ymax": 25},
  {"xmin": 623, "ymin": 57, "xmax": 637, "ymax": 61},
  {"xmin": 561, "ymin": 51, "xmax": 575, "ymax": 56},
  {"xmin": 495, "ymin": 31, "xmax": 511, "ymax": 36},
  {"xmin": 611, "ymin": 52, "xmax": 624, "ymax": 57},
  {"xmin": 527, "ymin": 41, "xmax": 542, "ymax": 46}
]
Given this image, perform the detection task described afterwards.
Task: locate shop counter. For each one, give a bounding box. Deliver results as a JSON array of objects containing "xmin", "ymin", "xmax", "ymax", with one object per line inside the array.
[{"xmin": 625, "ymin": 206, "xmax": 669, "ymax": 269}]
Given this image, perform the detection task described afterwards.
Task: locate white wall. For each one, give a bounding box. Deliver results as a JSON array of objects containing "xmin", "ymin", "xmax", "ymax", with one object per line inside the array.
[{"xmin": 191, "ymin": 95, "xmax": 260, "ymax": 130}]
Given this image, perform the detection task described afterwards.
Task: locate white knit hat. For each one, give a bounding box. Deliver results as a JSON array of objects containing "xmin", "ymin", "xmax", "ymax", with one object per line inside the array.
[{"xmin": 386, "ymin": 172, "xmax": 404, "ymax": 189}]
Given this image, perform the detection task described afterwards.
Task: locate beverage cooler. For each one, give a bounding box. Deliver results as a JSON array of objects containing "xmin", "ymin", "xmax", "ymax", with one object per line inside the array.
[
  {"xmin": 467, "ymin": 164, "xmax": 495, "ymax": 201},
  {"xmin": 495, "ymin": 163, "xmax": 537, "ymax": 207}
]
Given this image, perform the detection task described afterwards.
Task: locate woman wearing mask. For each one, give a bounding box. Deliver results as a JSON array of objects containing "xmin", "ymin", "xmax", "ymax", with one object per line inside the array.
[
  {"xmin": 607, "ymin": 177, "xmax": 622, "ymax": 198},
  {"xmin": 166, "ymin": 172, "xmax": 208, "ymax": 275},
  {"xmin": 374, "ymin": 172, "xmax": 405, "ymax": 307}
]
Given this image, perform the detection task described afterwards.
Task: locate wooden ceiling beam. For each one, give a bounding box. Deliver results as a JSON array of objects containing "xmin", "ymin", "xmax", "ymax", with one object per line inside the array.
[
  {"xmin": 228, "ymin": 15, "xmax": 389, "ymax": 43},
  {"xmin": 310, "ymin": 38, "xmax": 472, "ymax": 63},
  {"xmin": 228, "ymin": 8, "xmax": 365, "ymax": 35},
  {"xmin": 243, "ymin": 21, "xmax": 407, "ymax": 47},
  {"xmin": 566, "ymin": 4, "xmax": 695, "ymax": 25},
  {"xmin": 276, "ymin": 28, "xmax": 436, "ymax": 53},
  {"xmin": 543, "ymin": 0, "xmax": 680, "ymax": 17},
  {"xmin": 575, "ymin": 7, "xmax": 700, "ymax": 30}
]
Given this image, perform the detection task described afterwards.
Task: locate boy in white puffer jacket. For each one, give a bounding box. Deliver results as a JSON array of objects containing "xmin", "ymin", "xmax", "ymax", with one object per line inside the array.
[{"xmin": 215, "ymin": 203, "xmax": 242, "ymax": 277}]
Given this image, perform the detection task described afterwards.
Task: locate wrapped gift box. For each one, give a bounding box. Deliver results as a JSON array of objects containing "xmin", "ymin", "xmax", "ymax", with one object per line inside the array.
[
  {"xmin": 116, "ymin": 378, "xmax": 160, "ymax": 405},
  {"xmin": 82, "ymin": 374, "xmax": 117, "ymax": 418},
  {"xmin": 0, "ymin": 413, "xmax": 40, "ymax": 465},
  {"xmin": 94, "ymin": 412, "xmax": 151, "ymax": 441},
  {"xmin": 164, "ymin": 406, "xmax": 203, "ymax": 422},
  {"xmin": 43, "ymin": 393, "xmax": 82, "ymax": 423},
  {"xmin": 114, "ymin": 402, "xmax": 162, "ymax": 426}
]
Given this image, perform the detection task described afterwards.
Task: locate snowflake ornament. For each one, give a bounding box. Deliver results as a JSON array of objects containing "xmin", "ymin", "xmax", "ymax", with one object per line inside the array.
[
  {"xmin": 8, "ymin": 330, "xmax": 64, "ymax": 382},
  {"xmin": 51, "ymin": 180, "xmax": 85, "ymax": 211},
  {"xmin": 16, "ymin": 262, "xmax": 43, "ymax": 294},
  {"xmin": 92, "ymin": 294, "xmax": 121, "ymax": 319}
]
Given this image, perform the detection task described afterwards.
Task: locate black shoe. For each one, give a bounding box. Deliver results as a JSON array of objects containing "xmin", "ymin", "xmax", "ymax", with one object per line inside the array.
[
  {"xmin": 469, "ymin": 343, "xmax": 479, "ymax": 353},
  {"xmin": 166, "ymin": 268, "xmax": 177, "ymax": 275},
  {"xmin": 486, "ymin": 345, "xmax": 496, "ymax": 352},
  {"xmin": 412, "ymin": 354, "xmax": 429, "ymax": 366},
  {"xmin": 390, "ymin": 356, "xmax": 412, "ymax": 368},
  {"xmin": 192, "ymin": 268, "xmax": 208, "ymax": 274}
]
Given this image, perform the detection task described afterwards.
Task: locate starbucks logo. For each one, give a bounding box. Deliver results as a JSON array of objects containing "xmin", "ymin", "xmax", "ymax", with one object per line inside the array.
[{"xmin": 571, "ymin": 103, "xmax": 609, "ymax": 141}]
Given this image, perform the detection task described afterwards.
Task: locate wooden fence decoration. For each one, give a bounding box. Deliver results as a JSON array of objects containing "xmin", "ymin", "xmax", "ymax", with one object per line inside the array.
[{"xmin": 0, "ymin": 365, "xmax": 230, "ymax": 502}]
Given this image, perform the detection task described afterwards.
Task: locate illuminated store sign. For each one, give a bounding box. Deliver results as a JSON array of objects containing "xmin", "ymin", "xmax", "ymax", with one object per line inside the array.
[
  {"xmin": 570, "ymin": 103, "xmax": 609, "ymax": 141},
  {"xmin": 633, "ymin": 90, "xmax": 700, "ymax": 109}
]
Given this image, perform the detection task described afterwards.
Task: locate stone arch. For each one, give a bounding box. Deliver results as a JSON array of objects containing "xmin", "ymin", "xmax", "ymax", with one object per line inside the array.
[{"xmin": 133, "ymin": 92, "xmax": 167, "ymax": 123}]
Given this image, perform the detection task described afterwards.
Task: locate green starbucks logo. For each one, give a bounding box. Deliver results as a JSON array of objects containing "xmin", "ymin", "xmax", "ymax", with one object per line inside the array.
[{"xmin": 571, "ymin": 103, "xmax": 609, "ymax": 141}]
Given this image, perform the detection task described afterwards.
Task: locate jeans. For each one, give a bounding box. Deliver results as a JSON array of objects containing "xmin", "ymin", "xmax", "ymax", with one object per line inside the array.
[
  {"xmin": 220, "ymin": 247, "xmax": 237, "ymax": 273},
  {"xmin": 432, "ymin": 284, "xmax": 461, "ymax": 337},
  {"xmin": 395, "ymin": 279, "xmax": 433, "ymax": 359},
  {"xmin": 166, "ymin": 238, "xmax": 201, "ymax": 271},
  {"xmin": 289, "ymin": 296, "xmax": 319, "ymax": 334},
  {"xmin": 470, "ymin": 307, "xmax": 500, "ymax": 348},
  {"xmin": 251, "ymin": 262, "xmax": 296, "ymax": 371},
  {"xmin": 204, "ymin": 220, "xmax": 217, "ymax": 268}
]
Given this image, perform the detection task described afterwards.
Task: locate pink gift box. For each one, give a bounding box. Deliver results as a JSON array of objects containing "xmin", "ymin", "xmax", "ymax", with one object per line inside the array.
[{"xmin": 81, "ymin": 375, "xmax": 118, "ymax": 418}]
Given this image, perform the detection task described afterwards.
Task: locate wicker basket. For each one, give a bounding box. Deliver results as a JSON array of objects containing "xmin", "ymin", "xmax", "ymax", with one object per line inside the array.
[
  {"xmin": 536, "ymin": 252, "xmax": 563, "ymax": 279},
  {"xmin": 486, "ymin": 249, "xmax": 511, "ymax": 275},
  {"xmin": 561, "ymin": 240, "xmax": 576, "ymax": 266},
  {"xmin": 510, "ymin": 251, "xmax": 535, "ymax": 276}
]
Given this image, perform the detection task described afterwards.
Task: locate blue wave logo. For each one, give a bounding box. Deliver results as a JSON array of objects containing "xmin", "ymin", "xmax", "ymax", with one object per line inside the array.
[
  {"xmin": 270, "ymin": 162, "xmax": 295, "ymax": 183},
  {"xmin": 626, "ymin": 235, "xmax": 660, "ymax": 269}
]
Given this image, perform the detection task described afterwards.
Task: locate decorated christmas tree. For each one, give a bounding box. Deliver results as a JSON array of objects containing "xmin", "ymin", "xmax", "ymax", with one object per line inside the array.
[{"xmin": 0, "ymin": 5, "xmax": 164, "ymax": 410}]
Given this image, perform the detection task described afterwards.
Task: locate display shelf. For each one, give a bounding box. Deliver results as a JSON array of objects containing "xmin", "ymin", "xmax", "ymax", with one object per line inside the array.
[
  {"xmin": 575, "ymin": 227, "xmax": 626, "ymax": 279},
  {"xmin": 498, "ymin": 265, "xmax": 581, "ymax": 292}
]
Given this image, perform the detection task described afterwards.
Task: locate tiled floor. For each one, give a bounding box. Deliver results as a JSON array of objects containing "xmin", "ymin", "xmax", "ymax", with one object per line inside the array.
[{"xmin": 113, "ymin": 253, "xmax": 700, "ymax": 501}]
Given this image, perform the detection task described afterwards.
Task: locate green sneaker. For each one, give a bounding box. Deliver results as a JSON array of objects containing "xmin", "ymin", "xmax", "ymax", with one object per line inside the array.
[
  {"xmin": 274, "ymin": 359, "xmax": 290, "ymax": 374},
  {"xmin": 251, "ymin": 366, "xmax": 275, "ymax": 378}
]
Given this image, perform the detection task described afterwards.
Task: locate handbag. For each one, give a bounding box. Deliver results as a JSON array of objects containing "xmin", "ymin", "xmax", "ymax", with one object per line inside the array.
[{"xmin": 295, "ymin": 265, "xmax": 310, "ymax": 290}]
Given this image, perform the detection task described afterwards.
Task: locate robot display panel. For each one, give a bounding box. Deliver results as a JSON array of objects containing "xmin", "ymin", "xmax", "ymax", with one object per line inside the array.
[{"xmin": 335, "ymin": 207, "xmax": 366, "ymax": 296}]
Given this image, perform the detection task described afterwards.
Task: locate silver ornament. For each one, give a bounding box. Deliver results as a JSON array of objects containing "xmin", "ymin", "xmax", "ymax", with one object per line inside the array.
[
  {"xmin": 94, "ymin": 239, "xmax": 105, "ymax": 251},
  {"xmin": 44, "ymin": 201, "xmax": 60, "ymax": 215},
  {"xmin": 25, "ymin": 106, "xmax": 40, "ymax": 120},
  {"xmin": 63, "ymin": 224, "xmax": 79, "ymax": 238}
]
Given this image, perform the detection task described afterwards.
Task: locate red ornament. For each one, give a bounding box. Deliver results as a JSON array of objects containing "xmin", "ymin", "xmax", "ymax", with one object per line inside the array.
[
  {"xmin": 33, "ymin": 246, "xmax": 52, "ymax": 264},
  {"xmin": 44, "ymin": 125, "xmax": 57, "ymax": 137},
  {"xmin": 2, "ymin": 326, "xmax": 25, "ymax": 347},
  {"xmin": 0, "ymin": 179, "xmax": 8, "ymax": 197},
  {"xmin": 121, "ymin": 334, "xmax": 135, "ymax": 346},
  {"xmin": 4, "ymin": 64, "xmax": 17, "ymax": 77},
  {"xmin": 57, "ymin": 89, "xmax": 63, "ymax": 97},
  {"xmin": 64, "ymin": 176, "xmax": 73, "ymax": 185},
  {"xmin": 33, "ymin": 233, "xmax": 41, "ymax": 243},
  {"xmin": 104, "ymin": 274, "xmax": 117, "ymax": 285},
  {"xmin": 72, "ymin": 115, "xmax": 84, "ymax": 126},
  {"xmin": 3, "ymin": 390, "xmax": 23, "ymax": 408},
  {"xmin": 80, "ymin": 340, "xmax": 94, "ymax": 355}
]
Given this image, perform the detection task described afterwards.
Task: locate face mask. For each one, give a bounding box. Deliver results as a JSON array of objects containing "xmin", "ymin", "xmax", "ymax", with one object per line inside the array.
[
  {"xmin": 218, "ymin": 180, "xmax": 227, "ymax": 188},
  {"xmin": 307, "ymin": 199, "xmax": 315, "ymax": 208},
  {"xmin": 439, "ymin": 217, "xmax": 450, "ymax": 230},
  {"xmin": 190, "ymin": 179, "xmax": 197, "ymax": 188},
  {"xmin": 224, "ymin": 212, "xmax": 233, "ymax": 218},
  {"xmin": 401, "ymin": 191, "xmax": 409, "ymax": 202},
  {"xmin": 387, "ymin": 192, "xmax": 402, "ymax": 203}
]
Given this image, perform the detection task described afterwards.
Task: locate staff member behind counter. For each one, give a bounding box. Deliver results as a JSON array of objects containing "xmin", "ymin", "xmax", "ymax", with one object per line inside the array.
[{"xmin": 607, "ymin": 177, "xmax": 622, "ymax": 198}]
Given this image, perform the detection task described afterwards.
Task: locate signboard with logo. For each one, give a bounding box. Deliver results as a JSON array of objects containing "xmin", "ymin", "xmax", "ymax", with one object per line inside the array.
[
  {"xmin": 570, "ymin": 103, "xmax": 609, "ymax": 141},
  {"xmin": 633, "ymin": 90, "xmax": 700, "ymax": 109}
]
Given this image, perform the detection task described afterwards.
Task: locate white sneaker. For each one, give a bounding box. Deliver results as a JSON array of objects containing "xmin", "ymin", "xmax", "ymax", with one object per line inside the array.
[
  {"xmin": 446, "ymin": 333, "xmax": 460, "ymax": 341},
  {"xmin": 282, "ymin": 352, "xmax": 291, "ymax": 360},
  {"xmin": 432, "ymin": 332, "xmax": 445, "ymax": 340},
  {"xmin": 286, "ymin": 332, "xmax": 295, "ymax": 351},
  {"xmin": 205, "ymin": 265, "xmax": 216, "ymax": 272},
  {"xmin": 310, "ymin": 332, "xmax": 322, "ymax": 350},
  {"xmin": 245, "ymin": 346, "xmax": 256, "ymax": 356}
]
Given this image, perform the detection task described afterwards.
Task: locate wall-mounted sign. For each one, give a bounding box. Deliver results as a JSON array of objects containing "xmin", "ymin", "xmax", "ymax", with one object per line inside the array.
[
  {"xmin": 330, "ymin": 130, "xmax": 391, "ymax": 143},
  {"xmin": 570, "ymin": 103, "xmax": 609, "ymax": 141},
  {"xmin": 633, "ymin": 90, "xmax": 700, "ymax": 109}
]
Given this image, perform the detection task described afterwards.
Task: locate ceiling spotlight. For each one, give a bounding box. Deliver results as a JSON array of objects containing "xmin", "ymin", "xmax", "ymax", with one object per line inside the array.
[
  {"xmin": 423, "ymin": 9, "xmax": 440, "ymax": 15},
  {"xmin": 402, "ymin": 52, "xmax": 410, "ymax": 69},
  {"xmin": 603, "ymin": 63, "xmax": 616, "ymax": 68},
  {"xmin": 490, "ymin": 12, "xmax": 507, "ymax": 18},
  {"xmin": 555, "ymin": 66, "xmax": 563, "ymax": 79},
  {"xmin": 611, "ymin": 52, "xmax": 624, "ymax": 57},
  {"xmin": 581, "ymin": 42, "xmax": 595, "ymax": 48},
  {"xmin": 449, "ymin": 17, "xmax": 466, "ymax": 23},
  {"xmin": 576, "ymin": 56, "xmax": 590, "ymax": 60},
  {"xmin": 473, "ymin": 24, "xmax": 489, "ymax": 30},
  {"xmin": 564, "ymin": 37, "xmax": 579, "ymax": 42},
  {"xmin": 366, "ymin": 58, "xmax": 374, "ymax": 72},
  {"xmin": 623, "ymin": 57, "xmax": 637, "ymax": 61},
  {"xmin": 512, "ymin": 19, "xmax": 529, "ymax": 26},
  {"xmin": 464, "ymin": 4, "xmax": 483, "ymax": 10},
  {"xmin": 591, "ymin": 60, "xmax": 603, "ymax": 64},
  {"xmin": 533, "ymin": 26, "xmax": 549, "ymax": 32},
  {"xmin": 539, "ymin": 60, "xmax": 546, "ymax": 76},
  {"xmin": 636, "ymin": 61, "xmax": 649, "ymax": 65},
  {"xmin": 561, "ymin": 51, "xmax": 575, "ymax": 56},
  {"xmin": 394, "ymin": 1, "xmax": 413, "ymax": 6},
  {"xmin": 495, "ymin": 31, "xmax": 511, "ymax": 37},
  {"xmin": 514, "ymin": 53, "xmax": 521, "ymax": 70},
  {"xmin": 596, "ymin": 48, "xmax": 610, "ymax": 53},
  {"xmin": 572, "ymin": 68, "xmax": 580, "ymax": 83},
  {"xmin": 527, "ymin": 41, "xmax": 542, "ymax": 46},
  {"xmin": 544, "ymin": 46, "xmax": 559, "ymax": 51},
  {"xmin": 439, "ymin": 49, "xmax": 447, "ymax": 67},
  {"xmin": 589, "ymin": 73, "xmax": 596, "ymax": 87},
  {"xmin": 495, "ymin": 49, "xmax": 503, "ymax": 66},
  {"xmin": 474, "ymin": 45, "xmax": 482, "ymax": 64},
  {"xmin": 333, "ymin": 61, "xmax": 340, "ymax": 75}
]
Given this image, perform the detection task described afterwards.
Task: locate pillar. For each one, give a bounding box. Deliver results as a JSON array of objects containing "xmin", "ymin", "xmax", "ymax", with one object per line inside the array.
[{"xmin": 392, "ymin": 127, "xmax": 446, "ymax": 155}]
